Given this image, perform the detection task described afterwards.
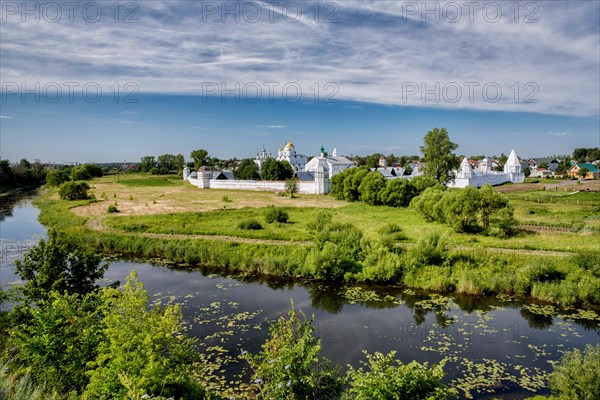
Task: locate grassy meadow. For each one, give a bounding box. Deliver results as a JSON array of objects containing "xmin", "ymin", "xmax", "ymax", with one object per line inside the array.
[{"xmin": 34, "ymin": 174, "xmax": 600, "ymax": 306}]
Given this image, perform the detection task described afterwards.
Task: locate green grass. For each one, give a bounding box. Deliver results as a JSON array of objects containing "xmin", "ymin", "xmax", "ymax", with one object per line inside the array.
[
  {"xmin": 31, "ymin": 178, "xmax": 600, "ymax": 307},
  {"xmin": 105, "ymin": 207, "xmax": 324, "ymax": 241},
  {"xmin": 117, "ymin": 176, "xmax": 181, "ymax": 187}
]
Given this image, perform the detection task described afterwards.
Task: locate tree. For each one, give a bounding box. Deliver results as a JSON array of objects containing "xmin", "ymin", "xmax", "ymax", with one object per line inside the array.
[
  {"xmin": 379, "ymin": 179, "xmax": 417, "ymax": 207},
  {"xmin": 157, "ymin": 153, "xmax": 175, "ymax": 174},
  {"xmin": 260, "ymin": 158, "xmax": 294, "ymax": 181},
  {"xmin": 234, "ymin": 158, "xmax": 260, "ymax": 180},
  {"xmin": 84, "ymin": 271, "xmax": 202, "ymax": 400},
  {"xmin": 10, "ymin": 291, "xmax": 102, "ymax": 394},
  {"xmin": 140, "ymin": 156, "xmax": 156, "ymax": 173},
  {"xmin": 578, "ymin": 167, "xmax": 590, "ymax": 179},
  {"xmin": 346, "ymin": 351, "xmax": 456, "ymax": 400},
  {"xmin": 15, "ymin": 230, "xmax": 108, "ymax": 303},
  {"xmin": 357, "ymin": 171, "xmax": 386, "ymax": 205},
  {"xmin": 420, "ymin": 127, "xmax": 459, "ymax": 185},
  {"xmin": 191, "ymin": 149, "xmax": 209, "ymax": 169},
  {"xmin": 243, "ymin": 302, "xmax": 343, "ymax": 399},
  {"xmin": 58, "ymin": 181, "xmax": 90, "ymax": 200},
  {"xmin": 285, "ymin": 178, "xmax": 299, "ymax": 198},
  {"xmin": 45, "ymin": 169, "xmax": 70, "ymax": 187},
  {"xmin": 173, "ymin": 154, "xmax": 185, "ymax": 173}
]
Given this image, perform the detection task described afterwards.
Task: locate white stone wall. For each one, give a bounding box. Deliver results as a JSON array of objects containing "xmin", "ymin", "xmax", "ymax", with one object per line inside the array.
[{"xmin": 189, "ymin": 178, "xmax": 322, "ymax": 194}]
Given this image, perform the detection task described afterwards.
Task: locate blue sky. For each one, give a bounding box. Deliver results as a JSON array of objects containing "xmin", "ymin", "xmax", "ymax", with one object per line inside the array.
[{"xmin": 1, "ymin": 0, "xmax": 599, "ymax": 163}]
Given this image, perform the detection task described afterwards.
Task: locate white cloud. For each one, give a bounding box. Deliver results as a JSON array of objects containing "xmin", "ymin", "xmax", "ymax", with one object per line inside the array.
[
  {"xmin": 0, "ymin": 116, "xmax": 12, "ymax": 119},
  {"xmin": 1, "ymin": 1, "xmax": 598, "ymax": 116}
]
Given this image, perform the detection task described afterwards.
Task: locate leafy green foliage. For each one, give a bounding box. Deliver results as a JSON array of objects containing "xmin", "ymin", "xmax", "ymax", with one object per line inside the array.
[
  {"xmin": 305, "ymin": 223, "xmax": 364, "ymax": 280},
  {"xmin": 346, "ymin": 351, "xmax": 456, "ymax": 400},
  {"xmin": 265, "ymin": 207, "xmax": 289, "ymax": 224},
  {"xmin": 548, "ymin": 344, "xmax": 600, "ymax": 400},
  {"xmin": 0, "ymin": 159, "xmax": 47, "ymax": 190},
  {"xmin": 379, "ymin": 179, "xmax": 417, "ymax": 207},
  {"xmin": 45, "ymin": 170, "xmax": 70, "ymax": 187},
  {"xmin": 107, "ymin": 204, "xmax": 118, "ymax": 213},
  {"xmin": 260, "ymin": 158, "xmax": 294, "ymax": 181},
  {"xmin": 58, "ymin": 181, "xmax": 90, "ymax": 200},
  {"xmin": 15, "ymin": 231, "xmax": 108, "ymax": 303},
  {"xmin": 420, "ymin": 127, "xmax": 459, "ymax": 185},
  {"xmin": 9, "ymin": 291, "xmax": 102, "ymax": 395},
  {"xmin": 140, "ymin": 156, "xmax": 157, "ymax": 173},
  {"xmin": 157, "ymin": 154, "xmax": 176, "ymax": 174},
  {"xmin": 244, "ymin": 302, "xmax": 344, "ymax": 399},
  {"xmin": 72, "ymin": 164, "xmax": 103, "ymax": 181},
  {"xmin": 238, "ymin": 219, "xmax": 264, "ymax": 230},
  {"xmin": 357, "ymin": 171, "xmax": 387, "ymax": 205},
  {"xmin": 191, "ymin": 149, "xmax": 209, "ymax": 169},
  {"xmin": 84, "ymin": 271, "xmax": 202, "ymax": 400},
  {"xmin": 411, "ymin": 185, "xmax": 515, "ymax": 236},
  {"xmin": 284, "ymin": 178, "xmax": 298, "ymax": 198},
  {"xmin": 234, "ymin": 158, "xmax": 260, "ymax": 180}
]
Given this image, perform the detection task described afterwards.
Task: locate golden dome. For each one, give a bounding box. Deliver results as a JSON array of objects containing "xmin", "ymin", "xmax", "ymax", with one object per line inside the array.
[{"xmin": 285, "ymin": 137, "xmax": 294, "ymax": 149}]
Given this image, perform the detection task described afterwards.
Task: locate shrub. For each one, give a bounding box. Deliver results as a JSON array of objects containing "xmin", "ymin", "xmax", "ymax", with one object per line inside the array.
[
  {"xmin": 243, "ymin": 302, "xmax": 344, "ymax": 399},
  {"xmin": 357, "ymin": 171, "xmax": 387, "ymax": 205},
  {"xmin": 238, "ymin": 219, "xmax": 263, "ymax": 230},
  {"xmin": 221, "ymin": 195, "xmax": 232, "ymax": 203},
  {"xmin": 573, "ymin": 250, "xmax": 600, "ymax": 277},
  {"xmin": 58, "ymin": 181, "xmax": 90, "ymax": 200},
  {"xmin": 265, "ymin": 207, "xmax": 289, "ymax": 224},
  {"xmin": 548, "ymin": 344, "xmax": 600, "ymax": 400},
  {"xmin": 346, "ymin": 351, "xmax": 456, "ymax": 400},
  {"xmin": 307, "ymin": 209, "xmax": 333, "ymax": 231},
  {"xmin": 45, "ymin": 169, "xmax": 70, "ymax": 187},
  {"xmin": 107, "ymin": 204, "xmax": 118, "ymax": 213},
  {"xmin": 379, "ymin": 179, "xmax": 418, "ymax": 207},
  {"xmin": 404, "ymin": 231, "xmax": 450, "ymax": 268}
]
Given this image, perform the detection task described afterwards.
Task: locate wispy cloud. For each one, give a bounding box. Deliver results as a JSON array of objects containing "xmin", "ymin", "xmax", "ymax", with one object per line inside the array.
[
  {"xmin": 0, "ymin": 116, "xmax": 12, "ymax": 119},
  {"xmin": 545, "ymin": 131, "xmax": 568, "ymax": 136},
  {"xmin": 1, "ymin": 1, "xmax": 598, "ymax": 116}
]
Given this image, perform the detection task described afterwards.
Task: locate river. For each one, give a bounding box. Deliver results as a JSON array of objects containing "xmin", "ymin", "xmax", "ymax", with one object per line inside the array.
[{"xmin": 1, "ymin": 191, "xmax": 598, "ymax": 399}]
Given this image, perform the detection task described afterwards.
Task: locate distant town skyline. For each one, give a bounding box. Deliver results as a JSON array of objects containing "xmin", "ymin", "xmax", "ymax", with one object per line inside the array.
[{"xmin": 1, "ymin": 1, "xmax": 598, "ymax": 162}]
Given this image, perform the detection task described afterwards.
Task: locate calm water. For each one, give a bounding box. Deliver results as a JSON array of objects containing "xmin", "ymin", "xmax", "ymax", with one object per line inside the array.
[{"xmin": 1, "ymin": 192, "xmax": 598, "ymax": 399}]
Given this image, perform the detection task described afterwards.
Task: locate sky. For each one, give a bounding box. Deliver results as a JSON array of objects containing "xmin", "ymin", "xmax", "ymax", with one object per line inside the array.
[{"xmin": 1, "ymin": 0, "xmax": 599, "ymax": 163}]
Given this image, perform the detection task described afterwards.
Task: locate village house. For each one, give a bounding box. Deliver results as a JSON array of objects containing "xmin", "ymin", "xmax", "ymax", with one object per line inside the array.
[{"xmin": 567, "ymin": 163, "xmax": 600, "ymax": 180}]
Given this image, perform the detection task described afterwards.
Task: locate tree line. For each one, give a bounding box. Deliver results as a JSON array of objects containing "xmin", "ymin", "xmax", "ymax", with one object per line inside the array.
[{"xmin": 0, "ymin": 159, "xmax": 47, "ymax": 191}]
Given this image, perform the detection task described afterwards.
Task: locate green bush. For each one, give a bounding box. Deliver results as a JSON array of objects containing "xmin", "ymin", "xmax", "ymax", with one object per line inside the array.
[
  {"xmin": 45, "ymin": 170, "xmax": 70, "ymax": 187},
  {"xmin": 346, "ymin": 351, "xmax": 456, "ymax": 400},
  {"xmin": 238, "ymin": 219, "xmax": 263, "ymax": 230},
  {"xmin": 265, "ymin": 207, "xmax": 289, "ymax": 223},
  {"xmin": 404, "ymin": 231, "xmax": 450, "ymax": 268},
  {"xmin": 58, "ymin": 181, "xmax": 90, "ymax": 200},
  {"xmin": 548, "ymin": 344, "xmax": 600, "ymax": 400},
  {"xmin": 107, "ymin": 204, "xmax": 118, "ymax": 213},
  {"xmin": 243, "ymin": 302, "xmax": 344, "ymax": 399},
  {"xmin": 411, "ymin": 184, "xmax": 515, "ymax": 236},
  {"xmin": 307, "ymin": 209, "xmax": 333, "ymax": 231}
]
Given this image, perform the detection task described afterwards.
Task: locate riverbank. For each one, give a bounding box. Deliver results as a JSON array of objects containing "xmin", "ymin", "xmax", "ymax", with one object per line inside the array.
[{"xmin": 34, "ymin": 175, "xmax": 600, "ymax": 307}]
